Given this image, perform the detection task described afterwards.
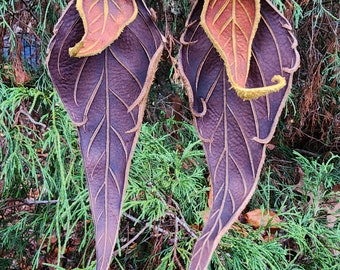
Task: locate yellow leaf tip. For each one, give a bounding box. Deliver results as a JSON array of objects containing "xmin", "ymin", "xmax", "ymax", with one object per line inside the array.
[
  {"xmin": 233, "ymin": 75, "xmax": 286, "ymax": 100},
  {"xmin": 69, "ymin": 41, "xmax": 84, "ymax": 57}
]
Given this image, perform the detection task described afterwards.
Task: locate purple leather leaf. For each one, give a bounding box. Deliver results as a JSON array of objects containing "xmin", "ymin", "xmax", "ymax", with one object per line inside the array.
[
  {"xmin": 178, "ymin": 0, "xmax": 299, "ymax": 269},
  {"xmin": 46, "ymin": 0, "xmax": 163, "ymax": 269}
]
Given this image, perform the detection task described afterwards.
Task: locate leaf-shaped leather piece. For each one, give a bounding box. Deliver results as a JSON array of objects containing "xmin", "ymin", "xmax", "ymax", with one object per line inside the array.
[
  {"xmin": 69, "ymin": 0, "xmax": 138, "ymax": 57},
  {"xmin": 201, "ymin": 0, "xmax": 286, "ymax": 100},
  {"xmin": 47, "ymin": 0, "xmax": 163, "ymax": 269},
  {"xmin": 179, "ymin": 0, "xmax": 299, "ymax": 269}
]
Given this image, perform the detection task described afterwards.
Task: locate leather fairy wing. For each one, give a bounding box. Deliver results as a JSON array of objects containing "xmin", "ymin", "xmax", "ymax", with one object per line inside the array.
[
  {"xmin": 178, "ymin": 0, "xmax": 299, "ymax": 269},
  {"xmin": 46, "ymin": 0, "xmax": 164, "ymax": 269}
]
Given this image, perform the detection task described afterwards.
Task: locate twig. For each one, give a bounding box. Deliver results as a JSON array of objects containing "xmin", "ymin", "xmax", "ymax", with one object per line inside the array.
[
  {"xmin": 292, "ymin": 127, "xmax": 330, "ymax": 147},
  {"xmin": 145, "ymin": 185, "xmax": 198, "ymax": 239},
  {"xmin": 22, "ymin": 199, "xmax": 59, "ymax": 205},
  {"xmin": 20, "ymin": 0, "xmax": 39, "ymax": 24},
  {"xmin": 0, "ymin": 198, "xmax": 59, "ymax": 205},
  {"xmin": 0, "ymin": 198, "xmax": 59, "ymax": 211},
  {"xmin": 123, "ymin": 213, "xmax": 168, "ymax": 235},
  {"xmin": 123, "ymin": 212, "xmax": 141, "ymax": 224},
  {"xmin": 166, "ymin": 212, "xmax": 197, "ymax": 239},
  {"xmin": 113, "ymin": 223, "xmax": 149, "ymax": 257},
  {"xmin": 173, "ymin": 217, "xmax": 185, "ymax": 270},
  {"xmin": 294, "ymin": 148, "xmax": 320, "ymax": 157},
  {"xmin": 170, "ymin": 198, "xmax": 189, "ymax": 225},
  {"xmin": 19, "ymin": 108, "xmax": 46, "ymax": 128},
  {"xmin": 124, "ymin": 211, "xmax": 197, "ymax": 239}
]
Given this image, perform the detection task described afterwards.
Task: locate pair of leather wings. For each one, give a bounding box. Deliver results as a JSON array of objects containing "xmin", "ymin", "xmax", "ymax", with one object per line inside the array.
[{"xmin": 47, "ymin": 0, "xmax": 299, "ymax": 269}]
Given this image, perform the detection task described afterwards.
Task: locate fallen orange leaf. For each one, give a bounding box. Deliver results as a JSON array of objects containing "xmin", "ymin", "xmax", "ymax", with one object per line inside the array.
[{"xmin": 244, "ymin": 209, "xmax": 282, "ymax": 229}]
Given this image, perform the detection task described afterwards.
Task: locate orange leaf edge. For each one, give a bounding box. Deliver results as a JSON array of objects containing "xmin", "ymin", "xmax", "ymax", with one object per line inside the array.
[
  {"xmin": 200, "ymin": 0, "xmax": 286, "ymax": 100},
  {"xmin": 69, "ymin": 0, "xmax": 138, "ymax": 57}
]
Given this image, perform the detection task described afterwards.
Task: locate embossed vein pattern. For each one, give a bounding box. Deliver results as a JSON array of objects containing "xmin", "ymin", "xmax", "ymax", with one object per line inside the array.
[
  {"xmin": 178, "ymin": 0, "xmax": 299, "ymax": 269},
  {"xmin": 47, "ymin": 0, "xmax": 163, "ymax": 269}
]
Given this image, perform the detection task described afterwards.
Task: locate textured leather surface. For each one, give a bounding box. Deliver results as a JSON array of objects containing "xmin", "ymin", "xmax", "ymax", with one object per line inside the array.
[
  {"xmin": 179, "ymin": 0, "xmax": 299, "ymax": 269},
  {"xmin": 47, "ymin": 0, "xmax": 163, "ymax": 269}
]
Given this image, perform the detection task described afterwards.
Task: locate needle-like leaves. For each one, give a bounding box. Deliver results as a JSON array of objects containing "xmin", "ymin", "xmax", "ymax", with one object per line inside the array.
[
  {"xmin": 179, "ymin": 0, "xmax": 299, "ymax": 269},
  {"xmin": 47, "ymin": 0, "xmax": 164, "ymax": 269}
]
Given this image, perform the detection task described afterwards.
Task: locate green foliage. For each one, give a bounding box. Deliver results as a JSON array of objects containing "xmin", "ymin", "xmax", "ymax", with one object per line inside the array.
[
  {"xmin": 272, "ymin": 0, "xmax": 340, "ymax": 153},
  {"xmin": 145, "ymin": 0, "xmax": 191, "ymax": 36},
  {"xmin": 0, "ymin": 82, "xmax": 208, "ymax": 269},
  {"xmin": 0, "ymin": 84, "xmax": 93, "ymax": 269},
  {"xmin": 213, "ymin": 233, "xmax": 290, "ymax": 270},
  {"xmin": 126, "ymin": 120, "xmax": 208, "ymax": 223},
  {"xmin": 1, "ymin": 81, "xmax": 339, "ymax": 269},
  {"xmin": 217, "ymin": 152, "xmax": 340, "ymax": 270},
  {"xmin": 117, "ymin": 120, "xmax": 209, "ymax": 269},
  {"xmin": 281, "ymin": 153, "xmax": 340, "ymax": 270},
  {"xmin": 1, "ymin": 0, "xmax": 339, "ymax": 269}
]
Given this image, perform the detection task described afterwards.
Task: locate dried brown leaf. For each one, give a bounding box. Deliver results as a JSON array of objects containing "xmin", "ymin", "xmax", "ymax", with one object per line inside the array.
[{"xmin": 244, "ymin": 209, "xmax": 282, "ymax": 229}]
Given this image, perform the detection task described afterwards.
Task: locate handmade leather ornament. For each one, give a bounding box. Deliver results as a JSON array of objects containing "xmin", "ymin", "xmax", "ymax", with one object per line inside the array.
[
  {"xmin": 178, "ymin": 0, "xmax": 299, "ymax": 269},
  {"xmin": 47, "ymin": 0, "xmax": 164, "ymax": 269}
]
